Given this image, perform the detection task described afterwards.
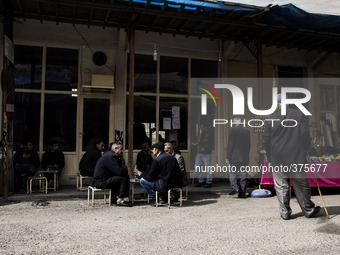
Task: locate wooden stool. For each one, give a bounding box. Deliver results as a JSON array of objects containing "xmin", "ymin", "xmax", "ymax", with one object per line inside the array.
[
  {"xmin": 87, "ymin": 186, "xmax": 112, "ymax": 207},
  {"xmin": 77, "ymin": 173, "xmax": 92, "ymax": 191},
  {"xmin": 27, "ymin": 176, "xmax": 48, "ymax": 194}
]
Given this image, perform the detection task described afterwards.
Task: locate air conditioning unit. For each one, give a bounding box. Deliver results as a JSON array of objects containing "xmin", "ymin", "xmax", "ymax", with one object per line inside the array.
[{"xmin": 87, "ymin": 74, "xmax": 114, "ymax": 89}]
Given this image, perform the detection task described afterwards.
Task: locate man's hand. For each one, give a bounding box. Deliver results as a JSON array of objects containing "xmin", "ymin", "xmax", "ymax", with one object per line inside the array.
[{"xmin": 134, "ymin": 168, "xmax": 141, "ymax": 177}]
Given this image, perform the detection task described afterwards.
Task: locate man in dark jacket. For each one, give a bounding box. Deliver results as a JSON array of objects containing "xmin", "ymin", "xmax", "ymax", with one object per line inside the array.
[
  {"xmin": 194, "ymin": 123, "xmax": 214, "ymax": 188},
  {"xmin": 79, "ymin": 138, "xmax": 105, "ymax": 176},
  {"xmin": 264, "ymin": 96, "xmax": 320, "ymax": 220},
  {"xmin": 41, "ymin": 140, "xmax": 65, "ymax": 183},
  {"xmin": 134, "ymin": 142, "xmax": 183, "ymax": 204},
  {"xmin": 14, "ymin": 140, "xmax": 40, "ymax": 191},
  {"xmin": 226, "ymin": 118, "xmax": 250, "ymax": 198},
  {"xmin": 136, "ymin": 142, "xmax": 153, "ymax": 173},
  {"xmin": 93, "ymin": 142, "xmax": 131, "ymax": 207}
]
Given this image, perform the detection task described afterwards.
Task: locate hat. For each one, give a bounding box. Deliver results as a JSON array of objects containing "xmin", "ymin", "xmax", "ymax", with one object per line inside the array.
[{"xmin": 151, "ymin": 142, "xmax": 164, "ymax": 151}]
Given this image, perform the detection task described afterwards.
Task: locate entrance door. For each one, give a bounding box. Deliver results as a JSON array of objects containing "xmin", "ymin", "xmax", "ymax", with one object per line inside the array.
[{"xmin": 81, "ymin": 97, "xmax": 111, "ymax": 152}]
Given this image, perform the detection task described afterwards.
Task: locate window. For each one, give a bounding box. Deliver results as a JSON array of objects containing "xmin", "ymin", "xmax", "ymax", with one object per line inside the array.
[
  {"xmin": 14, "ymin": 45, "xmax": 42, "ymax": 90},
  {"xmin": 82, "ymin": 98, "xmax": 110, "ymax": 151},
  {"xmin": 160, "ymin": 56, "xmax": 188, "ymax": 94},
  {"xmin": 44, "ymin": 94, "xmax": 77, "ymax": 151},
  {"xmin": 14, "ymin": 92, "xmax": 41, "ymax": 150},
  {"xmin": 46, "ymin": 47, "xmax": 78, "ymax": 91}
]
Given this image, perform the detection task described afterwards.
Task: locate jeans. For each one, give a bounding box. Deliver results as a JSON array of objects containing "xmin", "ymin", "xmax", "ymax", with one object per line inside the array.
[
  {"xmin": 140, "ymin": 178, "xmax": 155, "ymax": 199},
  {"xmin": 195, "ymin": 153, "xmax": 212, "ymax": 184}
]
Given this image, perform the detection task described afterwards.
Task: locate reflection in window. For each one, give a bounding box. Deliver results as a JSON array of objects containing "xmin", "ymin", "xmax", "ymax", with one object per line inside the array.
[
  {"xmin": 46, "ymin": 47, "xmax": 78, "ymax": 91},
  {"xmin": 126, "ymin": 95, "xmax": 156, "ymax": 149},
  {"xmin": 44, "ymin": 94, "xmax": 77, "ymax": 151},
  {"xmin": 14, "ymin": 92, "xmax": 41, "ymax": 150},
  {"xmin": 191, "ymin": 59, "xmax": 218, "ymax": 78},
  {"xmin": 160, "ymin": 56, "xmax": 188, "ymax": 94},
  {"xmin": 14, "ymin": 45, "xmax": 42, "ymax": 89},
  {"xmin": 127, "ymin": 54, "xmax": 157, "ymax": 93},
  {"xmin": 159, "ymin": 97, "xmax": 188, "ymax": 150},
  {"xmin": 82, "ymin": 98, "xmax": 110, "ymax": 151}
]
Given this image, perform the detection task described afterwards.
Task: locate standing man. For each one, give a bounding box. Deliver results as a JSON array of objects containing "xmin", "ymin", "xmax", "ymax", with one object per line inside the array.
[
  {"xmin": 264, "ymin": 95, "xmax": 320, "ymax": 220},
  {"xmin": 93, "ymin": 142, "xmax": 131, "ymax": 207},
  {"xmin": 226, "ymin": 118, "xmax": 250, "ymax": 198},
  {"xmin": 195, "ymin": 123, "xmax": 214, "ymax": 188},
  {"xmin": 134, "ymin": 142, "xmax": 183, "ymax": 205},
  {"xmin": 79, "ymin": 138, "xmax": 105, "ymax": 176}
]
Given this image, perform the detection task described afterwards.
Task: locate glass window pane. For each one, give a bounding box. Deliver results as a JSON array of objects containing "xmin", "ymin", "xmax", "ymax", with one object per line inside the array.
[
  {"xmin": 14, "ymin": 45, "xmax": 42, "ymax": 89},
  {"xmin": 14, "ymin": 92, "xmax": 41, "ymax": 150},
  {"xmin": 126, "ymin": 95, "xmax": 156, "ymax": 149},
  {"xmin": 46, "ymin": 47, "xmax": 78, "ymax": 91},
  {"xmin": 127, "ymin": 54, "xmax": 157, "ymax": 93},
  {"xmin": 191, "ymin": 59, "xmax": 218, "ymax": 78},
  {"xmin": 160, "ymin": 56, "xmax": 188, "ymax": 94},
  {"xmin": 44, "ymin": 94, "xmax": 77, "ymax": 151},
  {"xmin": 159, "ymin": 97, "xmax": 188, "ymax": 150},
  {"xmin": 82, "ymin": 98, "xmax": 110, "ymax": 151}
]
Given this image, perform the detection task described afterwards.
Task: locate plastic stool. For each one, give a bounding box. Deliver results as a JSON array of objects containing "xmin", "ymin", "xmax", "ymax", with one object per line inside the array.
[
  {"xmin": 87, "ymin": 186, "xmax": 112, "ymax": 207},
  {"xmin": 77, "ymin": 172, "xmax": 92, "ymax": 191},
  {"xmin": 27, "ymin": 176, "xmax": 48, "ymax": 194},
  {"xmin": 155, "ymin": 188, "xmax": 183, "ymax": 209}
]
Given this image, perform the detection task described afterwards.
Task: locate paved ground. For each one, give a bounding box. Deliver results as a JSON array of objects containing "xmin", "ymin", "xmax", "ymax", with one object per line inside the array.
[{"xmin": 0, "ymin": 183, "xmax": 339, "ymax": 254}]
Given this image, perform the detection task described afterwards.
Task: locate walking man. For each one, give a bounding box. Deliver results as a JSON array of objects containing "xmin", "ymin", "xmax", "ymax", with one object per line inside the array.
[
  {"xmin": 226, "ymin": 118, "xmax": 250, "ymax": 198},
  {"xmin": 264, "ymin": 95, "xmax": 320, "ymax": 220}
]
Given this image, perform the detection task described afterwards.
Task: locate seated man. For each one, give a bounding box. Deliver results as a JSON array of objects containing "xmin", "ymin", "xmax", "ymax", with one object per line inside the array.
[
  {"xmin": 134, "ymin": 142, "xmax": 183, "ymax": 205},
  {"xmin": 79, "ymin": 138, "xmax": 105, "ymax": 176},
  {"xmin": 136, "ymin": 142, "xmax": 153, "ymax": 173},
  {"xmin": 93, "ymin": 142, "xmax": 132, "ymax": 207},
  {"xmin": 14, "ymin": 140, "xmax": 40, "ymax": 191},
  {"xmin": 41, "ymin": 140, "xmax": 65, "ymax": 185},
  {"xmin": 164, "ymin": 142, "xmax": 189, "ymax": 187}
]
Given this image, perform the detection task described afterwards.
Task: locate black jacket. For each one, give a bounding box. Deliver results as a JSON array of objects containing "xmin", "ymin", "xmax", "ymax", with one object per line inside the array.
[
  {"xmin": 264, "ymin": 107, "xmax": 311, "ymax": 166},
  {"xmin": 93, "ymin": 150, "xmax": 128, "ymax": 184},
  {"xmin": 198, "ymin": 130, "xmax": 214, "ymax": 154},
  {"xmin": 41, "ymin": 150, "xmax": 65, "ymax": 170},
  {"xmin": 226, "ymin": 126, "xmax": 250, "ymax": 164},
  {"xmin": 141, "ymin": 152, "xmax": 183, "ymax": 192},
  {"xmin": 136, "ymin": 150, "xmax": 153, "ymax": 172},
  {"xmin": 79, "ymin": 147, "xmax": 102, "ymax": 176}
]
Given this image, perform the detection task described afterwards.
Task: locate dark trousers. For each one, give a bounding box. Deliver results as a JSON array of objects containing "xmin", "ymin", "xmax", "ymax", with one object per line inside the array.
[
  {"xmin": 94, "ymin": 174, "xmax": 130, "ymax": 198},
  {"xmin": 15, "ymin": 164, "xmax": 36, "ymax": 190}
]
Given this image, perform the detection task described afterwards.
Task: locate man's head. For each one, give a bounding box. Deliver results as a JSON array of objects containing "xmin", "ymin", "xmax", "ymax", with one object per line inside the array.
[
  {"xmin": 232, "ymin": 117, "xmax": 242, "ymax": 127},
  {"xmin": 170, "ymin": 140, "xmax": 178, "ymax": 149},
  {"xmin": 200, "ymin": 123, "xmax": 208, "ymax": 132},
  {"xmin": 151, "ymin": 142, "xmax": 164, "ymax": 156},
  {"xmin": 24, "ymin": 141, "xmax": 34, "ymax": 151},
  {"xmin": 95, "ymin": 139, "xmax": 105, "ymax": 151},
  {"xmin": 141, "ymin": 142, "xmax": 151, "ymax": 153},
  {"xmin": 111, "ymin": 142, "xmax": 123, "ymax": 156},
  {"xmin": 49, "ymin": 140, "xmax": 59, "ymax": 152},
  {"xmin": 164, "ymin": 142, "xmax": 174, "ymax": 154}
]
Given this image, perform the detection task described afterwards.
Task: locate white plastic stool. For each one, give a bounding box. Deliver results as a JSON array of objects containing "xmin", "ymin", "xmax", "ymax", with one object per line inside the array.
[
  {"xmin": 155, "ymin": 188, "xmax": 183, "ymax": 209},
  {"xmin": 87, "ymin": 186, "xmax": 112, "ymax": 207},
  {"xmin": 27, "ymin": 176, "xmax": 48, "ymax": 194},
  {"xmin": 77, "ymin": 172, "xmax": 92, "ymax": 191}
]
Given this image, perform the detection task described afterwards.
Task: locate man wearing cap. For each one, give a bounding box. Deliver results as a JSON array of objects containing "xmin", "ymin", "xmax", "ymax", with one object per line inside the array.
[
  {"xmin": 93, "ymin": 142, "xmax": 132, "ymax": 207},
  {"xmin": 264, "ymin": 94, "xmax": 321, "ymax": 220},
  {"xmin": 134, "ymin": 142, "xmax": 183, "ymax": 204},
  {"xmin": 226, "ymin": 117, "xmax": 250, "ymax": 198}
]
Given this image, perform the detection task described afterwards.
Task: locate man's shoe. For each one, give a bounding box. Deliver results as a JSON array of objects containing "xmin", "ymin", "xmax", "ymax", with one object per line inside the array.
[
  {"xmin": 281, "ymin": 214, "xmax": 290, "ymax": 220},
  {"xmin": 195, "ymin": 182, "xmax": 205, "ymax": 187},
  {"xmin": 238, "ymin": 194, "xmax": 246, "ymax": 199},
  {"xmin": 204, "ymin": 183, "xmax": 212, "ymax": 188},
  {"xmin": 116, "ymin": 201, "xmax": 132, "ymax": 207},
  {"xmin": 229, "ymin": 190, "xmax": 238, "ymax": 195},
  {"xmin": 158, "ymin": 198, "xmax": 167, "ymax": 205},
  {"xmin": 305, "ymin": 206, "xmax": 321, "ymax": 218}
]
